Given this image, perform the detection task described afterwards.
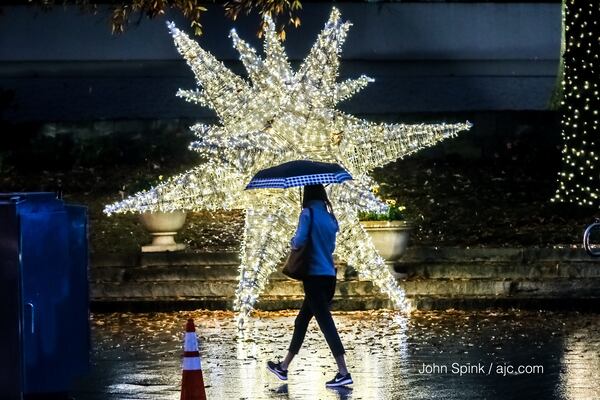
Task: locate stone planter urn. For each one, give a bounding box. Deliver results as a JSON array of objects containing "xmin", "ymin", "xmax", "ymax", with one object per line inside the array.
[
  {"xmin": 138, "ymin": 211, "xmax": 187, "ymax": 252},
  {"xmin": 361, "ymin": 220, "xmax": 413, "ymax": 277}
]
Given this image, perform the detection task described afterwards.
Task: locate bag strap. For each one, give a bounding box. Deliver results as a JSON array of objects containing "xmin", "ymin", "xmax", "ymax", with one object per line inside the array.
[{"xmin": 306, "ymin": 207, "xmax": 314, "ymax": 239}]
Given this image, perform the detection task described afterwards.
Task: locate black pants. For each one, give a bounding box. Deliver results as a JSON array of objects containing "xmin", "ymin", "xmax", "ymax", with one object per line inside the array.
[{"xmin": 288, "ymin": 275, "xmax": 345, "ymax": 357}]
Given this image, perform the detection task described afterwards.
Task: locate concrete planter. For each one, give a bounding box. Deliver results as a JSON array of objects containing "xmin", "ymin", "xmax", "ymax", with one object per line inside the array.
[
  {"xmin": 138, "ymin": 211, "xmax": 187, "ymax": 252},
  {"xmin": 361, "ymin": 220, "xmax": 413, "ymax": 277}
]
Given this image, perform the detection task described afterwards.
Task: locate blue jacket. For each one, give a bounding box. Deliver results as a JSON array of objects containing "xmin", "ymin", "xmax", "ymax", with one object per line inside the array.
[{"xmin": 291, "ymin": 200, "xmax": 339, "ymax": 276}]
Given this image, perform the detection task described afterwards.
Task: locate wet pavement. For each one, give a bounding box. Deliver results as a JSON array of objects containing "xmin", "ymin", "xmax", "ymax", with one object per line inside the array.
[{"xmin": 73, "ymin": 309, "xmax": 600, "ymax": 400}]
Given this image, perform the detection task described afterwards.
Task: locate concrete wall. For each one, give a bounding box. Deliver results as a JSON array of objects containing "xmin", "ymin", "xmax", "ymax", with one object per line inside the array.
[
  {"xmin": 0, "ymin": 3, "xmax": 561, "ymax": 121},
  {"xmin": 89, "ymin": 247, "xmax": 600, "ymax": 312}
]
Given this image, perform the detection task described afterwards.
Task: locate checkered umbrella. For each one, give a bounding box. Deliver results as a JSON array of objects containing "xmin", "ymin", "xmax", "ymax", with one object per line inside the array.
[{"xmin": 245, "ymin": 160, "xmax": 353, "ymax": 189}]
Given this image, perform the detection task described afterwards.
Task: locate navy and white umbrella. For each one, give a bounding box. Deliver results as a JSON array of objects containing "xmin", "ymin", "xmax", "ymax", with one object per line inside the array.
[{"xmin": 245, "ymin": 160, "xmax": 353, "ymax": 189}]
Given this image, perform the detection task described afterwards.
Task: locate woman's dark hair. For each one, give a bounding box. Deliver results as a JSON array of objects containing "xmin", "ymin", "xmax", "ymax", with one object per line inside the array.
[{"xmin": 302, "ymin": 184, "xmax": 335, "ymax": 217}]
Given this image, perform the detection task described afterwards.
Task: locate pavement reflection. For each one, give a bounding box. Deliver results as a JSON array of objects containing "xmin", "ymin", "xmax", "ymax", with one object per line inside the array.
[{"xmin": 73, "ymin": 309, "xmax": 600, "ymax": 400}]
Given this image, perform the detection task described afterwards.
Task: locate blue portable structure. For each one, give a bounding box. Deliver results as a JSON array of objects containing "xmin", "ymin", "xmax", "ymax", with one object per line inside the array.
[{"xmin": 0, "ymin": 192, "xmax": 90, "ymax": 399}]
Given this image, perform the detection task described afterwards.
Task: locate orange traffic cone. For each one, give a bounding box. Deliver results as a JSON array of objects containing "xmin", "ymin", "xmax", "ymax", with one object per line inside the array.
[{"xmin": 180, "ymin": 318, "xmax": 207, "ymax": 400}]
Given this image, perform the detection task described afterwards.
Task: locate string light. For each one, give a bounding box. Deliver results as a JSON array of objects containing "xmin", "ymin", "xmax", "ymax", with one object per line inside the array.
[
  {"xmin": 104, "ymin": 9, "xmax": 471, "ymax": 328},
  {"xmin": 553, "ymin": 0, "xmax": 599, "ymax": 207}
]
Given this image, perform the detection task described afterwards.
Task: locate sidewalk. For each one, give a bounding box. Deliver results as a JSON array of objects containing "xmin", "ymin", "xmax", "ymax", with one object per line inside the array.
[{"xmin": 72, "ymin": 309, "xmax": 600, "ymax": 400}]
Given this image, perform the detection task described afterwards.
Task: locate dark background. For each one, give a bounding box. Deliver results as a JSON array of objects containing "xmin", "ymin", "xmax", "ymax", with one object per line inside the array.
[{"xmin": 1, "ymin": 1, "xmax": 593, "ymax": 253}]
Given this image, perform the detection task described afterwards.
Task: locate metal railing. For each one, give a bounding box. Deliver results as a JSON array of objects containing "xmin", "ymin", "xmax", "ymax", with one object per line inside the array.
[{"xmin": 583, "ymin": 219, "xmax": 600, "ymax": 257}]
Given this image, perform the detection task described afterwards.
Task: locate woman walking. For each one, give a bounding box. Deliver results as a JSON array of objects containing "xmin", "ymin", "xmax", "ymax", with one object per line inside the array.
[{"xmin": 267, "ymin": 184, "xmax": 353, "ymax": 387}]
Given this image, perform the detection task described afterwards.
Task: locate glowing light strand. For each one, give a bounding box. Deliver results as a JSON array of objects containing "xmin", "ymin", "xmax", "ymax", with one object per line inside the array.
[
  {"xmin": 105, "ymin": 9, "xmax": 472, "ymax": 328},
  {"xmin": 553, "ymin": 0, "xmax": 600, "ymax": 206}
]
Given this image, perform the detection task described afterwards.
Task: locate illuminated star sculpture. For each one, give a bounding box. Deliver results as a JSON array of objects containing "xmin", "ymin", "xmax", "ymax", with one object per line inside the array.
[{"xmin": 104, "ymin": 8, "xmax": 471, "ymax": 328}]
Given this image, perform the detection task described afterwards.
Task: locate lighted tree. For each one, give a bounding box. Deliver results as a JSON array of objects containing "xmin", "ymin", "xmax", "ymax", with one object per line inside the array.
[
  {"xmin": 553, "ymin": 0, "xmax": 600, "ymax": 206},
  {"xmin": 104, "ymin": 9, "xmax": 471, "ymax": 327}
]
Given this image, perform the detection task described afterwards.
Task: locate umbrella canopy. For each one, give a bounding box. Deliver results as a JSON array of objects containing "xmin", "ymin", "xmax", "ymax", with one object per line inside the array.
[{"xmin": 245, "ymin": 160, "xmax": 353, "ymax": 189}]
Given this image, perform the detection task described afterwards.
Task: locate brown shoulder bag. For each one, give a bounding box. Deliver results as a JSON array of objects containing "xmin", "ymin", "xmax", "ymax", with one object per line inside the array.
[{"xmin": 282, "ymin": 208, "xmax": 313, "ymax": 280}]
